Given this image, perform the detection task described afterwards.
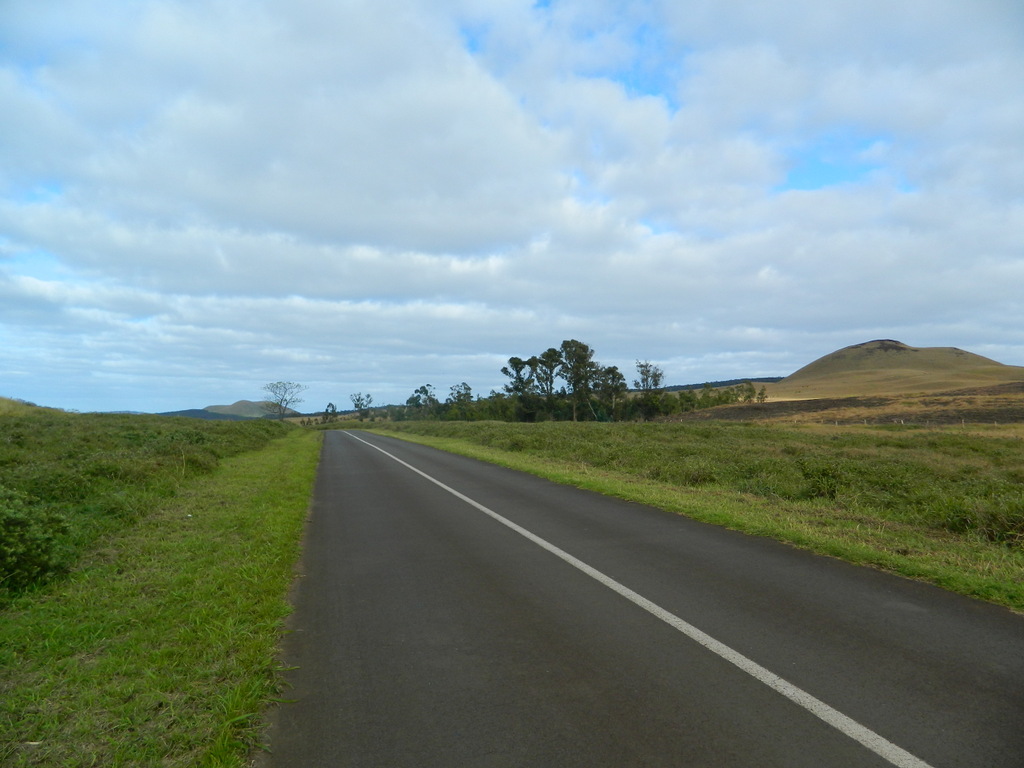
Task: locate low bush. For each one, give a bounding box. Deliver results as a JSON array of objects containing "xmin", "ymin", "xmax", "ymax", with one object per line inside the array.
[
  {"xmin": 0, "ymin": 487, "xmax": 71, "ymax": 593},
  {"xmin": 0, "ymin": 410, "xmax": 292, "ymax": 598}
]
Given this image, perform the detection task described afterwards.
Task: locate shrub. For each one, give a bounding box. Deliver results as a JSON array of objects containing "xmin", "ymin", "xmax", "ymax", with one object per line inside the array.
[
  {"xmin": 0, "ymin": 413, "xmax": 294, "ymax": 595},
  {"xmin": 0, "ymin": 486, "xmax": 71, "ymax": 595}
]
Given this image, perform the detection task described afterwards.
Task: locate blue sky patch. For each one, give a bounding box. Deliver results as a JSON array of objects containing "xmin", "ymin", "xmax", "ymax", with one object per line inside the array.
[
  {"xmin": 6, "ymin": 249, "xmax": 71, "ymax": 282},
  {"xmin": 777, "ymin": 132, "xmax": 888, "ymax": 191},
  {"xmin": 13, "ymin": 182, "xmax": 65, "ymax": 204},
  {"xmin": 615, "ymin": 24, "xmax": 684, "ymax": 108},
  {"xmin": 459, "ymin": 22, "xmax": 488, "ymax": 55}
]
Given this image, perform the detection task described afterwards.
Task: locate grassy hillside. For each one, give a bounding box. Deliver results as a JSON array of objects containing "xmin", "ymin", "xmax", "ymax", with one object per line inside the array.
[
  {"xmin": 768, "ymin": 340, "xmax": 1024, "ymax": 399},
  {"xmin": 0, "ymin": 406, "xmax": 292, "ymax": 598},
  {"xmin": 0, "ymin": 397, "xmax": 57, "ymax": 417},
  {"xmin": 203, "ymin": 400, "xmax": 273, "ymax": 418}
]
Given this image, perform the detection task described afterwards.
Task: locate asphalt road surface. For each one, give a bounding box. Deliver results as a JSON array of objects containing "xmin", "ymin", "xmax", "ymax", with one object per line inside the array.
[{"xmin": 261, "ymin": 430, "xmax": 1024, "ymax": 767}]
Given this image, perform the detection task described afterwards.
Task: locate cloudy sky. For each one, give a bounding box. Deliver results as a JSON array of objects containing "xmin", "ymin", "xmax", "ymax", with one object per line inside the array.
[{"xmin": 2, "ymin": 0, "xmax": 1023, "ymax": 413}]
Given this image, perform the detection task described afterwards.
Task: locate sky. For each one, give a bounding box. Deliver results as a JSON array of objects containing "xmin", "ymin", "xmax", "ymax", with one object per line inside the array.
[{"xmin": 2, "ymin": 0, "xmax": 1023, "ymax": 413}]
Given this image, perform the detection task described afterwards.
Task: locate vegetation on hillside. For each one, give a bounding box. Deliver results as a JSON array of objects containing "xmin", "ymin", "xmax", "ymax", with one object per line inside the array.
[{"xmin": 0, "ymin": 407, "xmax": 291, "ymax": 599}]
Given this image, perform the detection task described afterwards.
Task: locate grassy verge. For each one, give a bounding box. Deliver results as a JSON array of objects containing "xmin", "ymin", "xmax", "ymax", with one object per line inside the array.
[
  {"xmin": 367, "ymin": 421, "xmax": 1024, "ymax": 613},
  {"xmin": 1, "ymin": 411, "xmax": 299, "ymax": 598},
  {"xmin": 0, "ymin": 427, "xmax": 322, "ymax": 767}
]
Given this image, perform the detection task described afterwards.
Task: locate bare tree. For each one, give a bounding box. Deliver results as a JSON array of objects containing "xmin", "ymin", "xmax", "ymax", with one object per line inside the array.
[
  {"xmin": 262, "ymin": 381, "xmax": 308, "ymax": 418},
  {"xmin": 350, "ymin": 392, "xmax": 373, "ymax": 420}
]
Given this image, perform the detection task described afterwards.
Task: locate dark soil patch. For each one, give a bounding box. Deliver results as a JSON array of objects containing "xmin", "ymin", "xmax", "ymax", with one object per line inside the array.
[{"xmin": 667, "ymin": 390, "xmax": 1024, "ymax": 425}]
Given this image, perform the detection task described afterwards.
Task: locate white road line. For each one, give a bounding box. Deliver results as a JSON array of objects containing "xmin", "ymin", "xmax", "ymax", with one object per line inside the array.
[{"xmin": 345, "ymin": 431, "xmax": 937, "ymax": 768}]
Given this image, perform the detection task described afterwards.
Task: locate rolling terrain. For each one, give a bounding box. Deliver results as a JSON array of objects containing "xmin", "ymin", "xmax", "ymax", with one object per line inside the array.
[
  {"xmin": 768, "ymin": 339, "xmax": 1024, "ymax": 399},
  {"xmin": 679, "ymin": 340, "xmax": 1024, "ymax": 425},
  {"xmin": 157, "ymin": 400, "xmax": 300, "ymax": 420}
]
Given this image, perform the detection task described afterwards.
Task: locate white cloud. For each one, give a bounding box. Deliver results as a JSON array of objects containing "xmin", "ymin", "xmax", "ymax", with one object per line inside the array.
[{"xmin": 1, "ymin": 0, "xmax": 1022, "ymax": 411}]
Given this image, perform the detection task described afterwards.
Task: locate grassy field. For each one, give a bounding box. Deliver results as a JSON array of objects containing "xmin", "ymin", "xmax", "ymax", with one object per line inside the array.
[
  {"xmin": 0, "ymin": 406, "xmax": 302, "ymax": 599},
  {"xmin": 369, "ymin": 420, "xmax": 1024, "ymax": 612},
  {"xmin": 3, "ymin": 397, "xmax": 1022, "ymax": 763},
  {"xmin": 1, "ymin": 406, "xmax": 321, "ymax": 766}
]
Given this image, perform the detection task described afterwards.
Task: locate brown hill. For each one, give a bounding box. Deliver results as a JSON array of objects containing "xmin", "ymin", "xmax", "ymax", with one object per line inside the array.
[{"xmin": 768, "ymin": 340, "xmax": 1024, "ymax": 399}]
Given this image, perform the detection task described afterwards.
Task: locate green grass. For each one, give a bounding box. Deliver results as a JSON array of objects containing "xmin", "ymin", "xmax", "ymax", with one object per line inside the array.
[
  {"xmin": 1, "ymin": 411, "xmax": 295, "ymax": 597},
  {"xmin": 3, "ymin": 410, "xmax": 1020, "ymax": 764},
  {"xmin": 368, "ymin": 421, "xmax": 1024, "ymax": 612},
  {"xmin": 0, "ymin": 426, "xmax": 322, "ymax": 766}
]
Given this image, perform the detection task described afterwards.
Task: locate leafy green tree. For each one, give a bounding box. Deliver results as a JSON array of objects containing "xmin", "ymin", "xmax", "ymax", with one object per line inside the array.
[
  {"xmin": 501, "ymin": 356, "xmax": 541, "ymax": 421},
  {"xmin": 697, "ymin": 382, "xmax": 717, "ymax": 409},
  {"xmin": 633, "ymin": 360, "xmax": 666, "ymax": 420},
  {"xmin": 534, "ymin": 348, "xmax": 562, "ymax": 398},
  {"xmin": 445, "ymin": 382, "xmax": 473, "ymax": 420},
  {"xmin": 633, "ymin": 360, "xmax": 664, "ymax": 392},
  {"xmin": 501, "ymin": 357, "xmax": 536, "ymax": 397},
  {"xmin": 478, "ymin": 390, "xmax": 515, "ymax": 421},
  {"xmin": 559, "ymin": 339, "xmax": 599, "ymax": 421},
  {"xmin": 406, "ymin": 385, "xmax": 439, "ymax": 418},
  {"xmin": 534, "ymin": 347, "xmax": 564, "ymax": 419},
  {"xmin": 677, "ymin": 389, "xmax": 698, "ymax": 412},
  {"xmin": 594, "ymin": 365, "xmax": 628, "ymax": 420}
]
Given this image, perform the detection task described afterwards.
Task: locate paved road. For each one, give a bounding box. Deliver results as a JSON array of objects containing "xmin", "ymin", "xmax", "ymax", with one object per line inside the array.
[{"xmin": 261, "ymin": 430, "xmax": 1024, "ymax": 767}]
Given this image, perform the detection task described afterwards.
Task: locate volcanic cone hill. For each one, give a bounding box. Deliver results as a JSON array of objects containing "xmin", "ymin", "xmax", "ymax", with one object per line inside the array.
[{"xmin": 768, "ymin": 340, "xmax": 1024, "ymax": 399}]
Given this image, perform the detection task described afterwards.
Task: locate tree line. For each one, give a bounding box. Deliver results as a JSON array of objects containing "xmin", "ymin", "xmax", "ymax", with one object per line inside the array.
[
  {"xmin": 387, "ymin": 339, "xmax": 767, "ymax": 423},
  {"xmin": 270, "ymin": 339, "xmax": 768, "ymax": 425}
]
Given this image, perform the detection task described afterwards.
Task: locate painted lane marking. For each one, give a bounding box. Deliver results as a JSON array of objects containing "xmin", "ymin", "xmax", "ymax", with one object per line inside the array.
[{"xmin": 345, "ymin": 431, "xmax": 936, "ymax": 768}]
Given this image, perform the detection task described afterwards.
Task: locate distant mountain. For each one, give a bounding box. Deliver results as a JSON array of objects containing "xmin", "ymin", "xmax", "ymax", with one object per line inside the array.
[
  {"xmin": 770, "ymin": 339, "xmax": 1024, "ymax": 399},
  {"xmin": 156, "ymin": 399, "xmax": 303, "ymax": 420},
  {"xmin": 157, "ymin": 408, "xmax": 253, "ymax": 421},
  {"xmin": 203, "ymin": 400, "xmax": 277, "ymax": 418}
]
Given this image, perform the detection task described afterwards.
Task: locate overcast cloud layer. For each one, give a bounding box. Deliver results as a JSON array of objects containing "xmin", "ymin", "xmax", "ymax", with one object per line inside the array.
[{"xmin": 2, "ymin": 0, "xmax": 1023, "ymax": 413}]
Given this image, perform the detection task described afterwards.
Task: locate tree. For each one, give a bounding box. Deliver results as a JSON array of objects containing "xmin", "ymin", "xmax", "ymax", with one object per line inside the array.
[
  {"xmin": 500, "ymin": 357, "xmax": 536, "ymax": 398},
  {"xmin": 558, "ymin": 339, "xmax": 599, "ymax": 421},
  {"xmin": 594, "ymin": 365, "xmax": 627, "ymax": 420},
  {"xmin": 321, "ymin": 402, "xmax": 338, "ymax": 424},
  {"xmin": 445, "ymin": 382, "xmax": 473, "ymax": 420},
  {"xmin": 262, "ymin": 381, "xmax": 307, "ymax": 418},
  {"xmin": 350, "ymin": 392, "xmax": 373, "ymax": 420},
  {"xmin": 534, "ymin": 348, "xmax": 563, "ymax": 399},
  {"xmin": 501, "ymin": 356, "xmax": 540, "ymax": 421},
  {"xmin": 533, "ymin": 347, "xmax": 563, "ymax": 418},
  {"xmin": 406, "ymin": 385, "xmax": 439, "ymax": 417},
  {"xmin": 633, "ymin": 360, "xmax": 664, "ymax": 392},
  {"xmin": 633, "ymin": 360, "xmax": 666, "ymax": 420}
]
